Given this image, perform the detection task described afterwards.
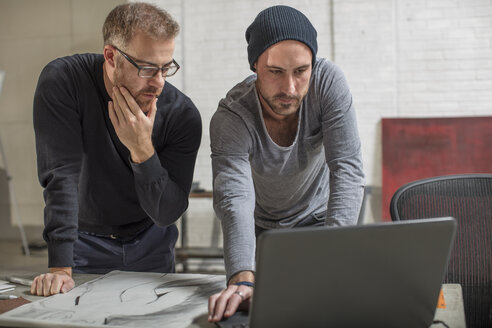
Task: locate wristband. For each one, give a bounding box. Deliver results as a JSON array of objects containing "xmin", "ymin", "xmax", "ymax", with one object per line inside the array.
[{"xmin": 233, "ymin": 281, "xmax": 254, "ymax": 288}]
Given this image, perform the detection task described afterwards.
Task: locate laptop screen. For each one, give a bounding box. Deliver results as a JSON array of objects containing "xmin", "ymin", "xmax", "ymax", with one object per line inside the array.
[{"xmin": 243, "ymin": 217, "xmax": 456, "ymax": 328}]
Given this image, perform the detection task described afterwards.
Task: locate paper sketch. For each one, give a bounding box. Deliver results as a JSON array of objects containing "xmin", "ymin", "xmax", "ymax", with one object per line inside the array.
[{"xmin": 0, "ymin": 271, "xmax": 225, "ymax": 328}]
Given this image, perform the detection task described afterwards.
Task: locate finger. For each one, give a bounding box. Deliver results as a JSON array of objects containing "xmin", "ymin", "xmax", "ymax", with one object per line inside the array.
[
  {"xmin": 30, "ymin": 276, "xmax": 39, "ymax": 295},
  {"xmin": 61, "ymin": 277, "xmax": 75, "ymax": 293},
  {"xmin": 208, "ymin": 293, "xmax": 220, "ymax": 321},
  {"xmin": 36, "ymin": 274, "xmax": 46, "ymax": 296},
  {"xmin": 211, "ymin": 286, "xmax": 238, "ymax": 322},
  {"xmin": 212, "ymin": 296, "xmax": 234, "ymax": 321},
  {"xmin": 119, "ymin": 86, "xmax": 142, "ymax": 117},
  {"xmin": 224, "ymin": 291, "xmax": 245, "ymax": 317},
  {"xmin": 42, "ymin": 274, "xmax": 53, "ymax": 296},
  {"xmin": 49, "ymin": 275, "xmax": 65, "ymax": 295},
  {"xmin": 112, "ymin": 87, "xmax": 132, "ymax": 122},
  {"xmin": 225, "ymin": 286, "xmax": 252, "ymax": 317},
  {"xmin": 147, "ymin": 97, "xmax": 158, "ymax": 120},
  {"xmin": 209, "ymin": 289, "xmax": 231, "ymax": 322},
  {"xmin": 111, "ymin": 94, "xmax": 127, "ymax": 124},
  {"xmin": 108, "ymin": 101, "xmax": 119, "ymax": 126}
]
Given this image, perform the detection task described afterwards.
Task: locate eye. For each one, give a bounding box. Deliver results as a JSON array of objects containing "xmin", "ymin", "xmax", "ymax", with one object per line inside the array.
[
  {"xmin": 140, "ymin": 66, "xmax": 158, "ymax": 73},
  {"xmin": 139, "ymin": 66, "xmax": 159, "ymax": 77},
  {"xmin": 270, "ymin": 69, "xmax": 282, "ymax": 75},
  {"xmin": 295, "ymin": 68, "xmax": 308, "ymax": 75}
]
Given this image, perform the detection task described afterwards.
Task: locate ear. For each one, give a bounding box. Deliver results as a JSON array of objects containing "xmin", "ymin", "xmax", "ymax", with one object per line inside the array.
[{"xmin": 103, "ymin": 45, "xmax": 117, "ymax": 68}]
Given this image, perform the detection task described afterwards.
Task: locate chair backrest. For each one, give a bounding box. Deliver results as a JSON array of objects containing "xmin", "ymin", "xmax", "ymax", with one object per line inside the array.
[{"xmin": 390, "ymin": 174, "xmax": 492, "ymax": 328}]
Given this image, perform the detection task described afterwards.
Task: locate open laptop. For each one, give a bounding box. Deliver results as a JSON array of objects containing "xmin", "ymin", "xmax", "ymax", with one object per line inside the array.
[{"xmin": 218, "ymin": 217, "xmax": 456, "ymax": 328}]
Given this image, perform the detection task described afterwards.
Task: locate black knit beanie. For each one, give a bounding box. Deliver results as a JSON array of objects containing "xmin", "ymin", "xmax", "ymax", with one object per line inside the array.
[{"xmin": 245, "ymin": 5, "xmax": 318, "ymax": 72}]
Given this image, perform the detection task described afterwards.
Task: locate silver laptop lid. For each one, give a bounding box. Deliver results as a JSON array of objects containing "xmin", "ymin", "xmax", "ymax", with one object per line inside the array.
[{"xmin": 249, "ymin": 217, "xmax": 456, "ymax": 328}]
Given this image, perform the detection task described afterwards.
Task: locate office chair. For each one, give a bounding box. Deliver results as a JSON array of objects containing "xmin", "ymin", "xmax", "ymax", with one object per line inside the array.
[{"xmin": 390, "ymin": 174, "xmax": 492, "ymax": 328}]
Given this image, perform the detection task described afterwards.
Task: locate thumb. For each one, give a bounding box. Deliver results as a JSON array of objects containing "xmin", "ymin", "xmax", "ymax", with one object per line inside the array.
[
  {"xmin": 147, "ymin": 98, "xmax": 158, "ymax": 121},
  {"xmin": 61, "ymin": 279, "xmax": 75, "ymax": 293}
]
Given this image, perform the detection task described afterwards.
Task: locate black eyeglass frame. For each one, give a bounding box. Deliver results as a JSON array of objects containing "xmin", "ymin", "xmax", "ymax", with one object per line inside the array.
[{"xmin": 113, "ymin": 46, "xmax": 180, "ymax": 78}]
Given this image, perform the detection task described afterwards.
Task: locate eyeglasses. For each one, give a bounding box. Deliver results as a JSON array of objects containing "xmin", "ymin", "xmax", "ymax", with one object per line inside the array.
[{"xmin": 113, "ymin": 46, "xmax": 180, "ymax": 78}]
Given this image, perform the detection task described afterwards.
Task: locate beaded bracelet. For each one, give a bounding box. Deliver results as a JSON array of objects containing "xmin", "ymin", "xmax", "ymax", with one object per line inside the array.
[{"xmin": 233, "ymin": 281, "xmax": 254, "ymax": 288}]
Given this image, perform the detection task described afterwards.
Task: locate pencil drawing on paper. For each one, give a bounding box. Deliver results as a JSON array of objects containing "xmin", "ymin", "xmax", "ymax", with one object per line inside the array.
[{"xmin": 0, "ymin": 271, "xmax": 225, "ymax": 328}]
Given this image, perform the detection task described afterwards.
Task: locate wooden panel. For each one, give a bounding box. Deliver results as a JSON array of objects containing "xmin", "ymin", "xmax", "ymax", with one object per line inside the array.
[{"xmin": 382, "ymin": 116, "xmax": 492, "ymax": 221}]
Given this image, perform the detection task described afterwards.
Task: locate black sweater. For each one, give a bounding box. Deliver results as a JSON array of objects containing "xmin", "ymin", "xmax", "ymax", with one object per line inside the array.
[{"xmin": 33, "ymin": 54, "xmax": 202, "ymax": 268}]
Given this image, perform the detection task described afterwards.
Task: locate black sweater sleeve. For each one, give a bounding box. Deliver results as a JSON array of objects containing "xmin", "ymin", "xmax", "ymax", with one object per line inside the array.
[
  {"xmin": 131, "ymin": 95, "xmax": 202, "ymax": 226},
  {"xmin": 33, "ymin": 60, "xmax": 82, "ymax": 268}
]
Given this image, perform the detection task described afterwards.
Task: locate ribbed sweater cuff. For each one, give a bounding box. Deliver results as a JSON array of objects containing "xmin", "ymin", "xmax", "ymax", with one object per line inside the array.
[
  {"xmin": 130, "ymin": 152, "xmax": 165, "ymax": 184},
  {"xmin": 47, "ymin": 240, "xmax": 74, "ymax": 268}
]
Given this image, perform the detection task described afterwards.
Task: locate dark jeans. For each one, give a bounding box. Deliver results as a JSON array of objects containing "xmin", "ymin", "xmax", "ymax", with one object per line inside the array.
[
  {"xmin": 255, "ymin": 211, "xmax": 326, "ymax": 237},
  {"xmin": 73, "ymin": 223, "xmax": 178, "ymax": 274}
]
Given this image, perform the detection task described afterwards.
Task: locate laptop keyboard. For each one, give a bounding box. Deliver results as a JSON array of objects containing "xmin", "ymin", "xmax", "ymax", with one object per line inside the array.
[{"xmin": 216, "ymin": 312, "xmax": 249, "ymax": 328}]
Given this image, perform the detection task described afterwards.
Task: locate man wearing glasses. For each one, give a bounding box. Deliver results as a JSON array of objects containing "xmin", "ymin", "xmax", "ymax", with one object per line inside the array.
[{"xmin": 31, "ymin": 3, "xmax": 201, "ymax": 296}]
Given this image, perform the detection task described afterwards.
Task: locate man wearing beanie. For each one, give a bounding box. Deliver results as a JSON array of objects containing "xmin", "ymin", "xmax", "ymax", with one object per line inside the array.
[{"xmin": 208, "ymin": 5, "xmax": 365, "ymax": 321}]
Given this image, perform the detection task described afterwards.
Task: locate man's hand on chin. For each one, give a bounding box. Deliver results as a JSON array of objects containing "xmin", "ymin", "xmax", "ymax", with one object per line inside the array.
[{"xmin": 108, "ymin": 86, "xmax": 157, "ymax": 163}]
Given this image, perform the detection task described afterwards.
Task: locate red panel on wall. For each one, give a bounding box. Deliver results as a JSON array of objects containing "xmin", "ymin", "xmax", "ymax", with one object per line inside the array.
[{"xmin": 381, "ymin": 116, "xmax": 492, "ymax": 221}]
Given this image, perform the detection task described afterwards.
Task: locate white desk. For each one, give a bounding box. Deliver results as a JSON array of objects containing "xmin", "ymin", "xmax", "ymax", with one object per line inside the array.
[
  {"xmin": 0, "ymin": 271, "xmax": 225, "ymax": 328},
  {"xmin": 432, "ymin": 284, "xmax": 467, "ymax": 328},
  {"xmin": 1, "ymin": 273, "xmax": 466, "ymax": 328}
]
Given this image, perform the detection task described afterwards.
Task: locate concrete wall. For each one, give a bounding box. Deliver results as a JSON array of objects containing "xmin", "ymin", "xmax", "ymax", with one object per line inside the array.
[
  {"xmin": 0, "ymin": 0, "xmax": 491, "ymax": 245},
  {"xmin": 0, "ymin": 0, "xmax": 125, "ymax": 239},
  {"xmin": 160, "ymin": 0, "xmax": 492, "ymax": 247}
]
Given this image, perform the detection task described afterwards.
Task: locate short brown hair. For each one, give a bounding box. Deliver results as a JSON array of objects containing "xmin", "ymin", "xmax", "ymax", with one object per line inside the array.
[{"xmin": 103, "ymin": 2, "xmax": 179, "ymax": 49}]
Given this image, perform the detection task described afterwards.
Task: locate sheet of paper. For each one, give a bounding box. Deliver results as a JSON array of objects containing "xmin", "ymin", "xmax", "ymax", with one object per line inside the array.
[
  {"xmin": 0, "ymin": 281, "xmax": 15, "ymax": 294},
  {"xmin": 0, "ymin": 271, "xmax": 225, "ymax": 328},
  {"xmin": 0, "ymin": 286, "xmax": 14, "ymax": 294}
]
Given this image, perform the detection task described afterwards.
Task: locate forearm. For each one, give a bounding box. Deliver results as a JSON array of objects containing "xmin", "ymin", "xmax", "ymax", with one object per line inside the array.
[
  {"xmin": 221, "ymin": 215, "xmax": 257, "ymax": 282},
  {"xmin": 40, "ymin": 166, "xmax": 81, "ymax": 268},
  {"xmin": 132, "ymin": 152, "xmax": 191, "ymax": 226},
  {"xmin": 39, "ymin": 157, "xmax": 81, "ymax": 268},
  {"xmin": 325, "ymin": 157, "xmax": 365, "ymax": 226},
  {"xmin": 228, "ymin": 271, "xmax": 255, "ymax": 285},
  {"xmin": 129, "ymin": 143, "xmax": 155, "ymax": 164},
  {"xmin": 213, "ymin": 158, "xmax": 257, "ymax": 281},
  {"xmin": 46, "ymin": 239, "xmax": 77, "ymax": 268},
  {"xmin": 323, "ymin": 111, "xmax": 365, "ymax": 225},
  {"xmin": 50, "ymin": 267, "xmax": 72, "ymax": 276},
  {"xmin": 211, "ymin": 106, "xmax": 257, "ymax": 281}
]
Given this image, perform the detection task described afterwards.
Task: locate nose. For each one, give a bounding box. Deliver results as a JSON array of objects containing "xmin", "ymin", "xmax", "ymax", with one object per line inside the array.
[
  {"xmin": 148, "ymin": 72, "xmax": 165, "ymax": 88},
  {"xmin": 280, "ymin": 74, "xmax": 296, "ymax": 95}
]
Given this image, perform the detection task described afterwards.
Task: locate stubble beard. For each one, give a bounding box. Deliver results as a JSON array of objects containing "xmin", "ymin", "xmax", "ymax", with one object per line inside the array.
[
  {"xmin": 258, "ymin": 88, "xmax": 302, "ymax": 117},
  {"xmin": 113, "ymin": 69, "xmax": 161, "ymax": 113}
]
